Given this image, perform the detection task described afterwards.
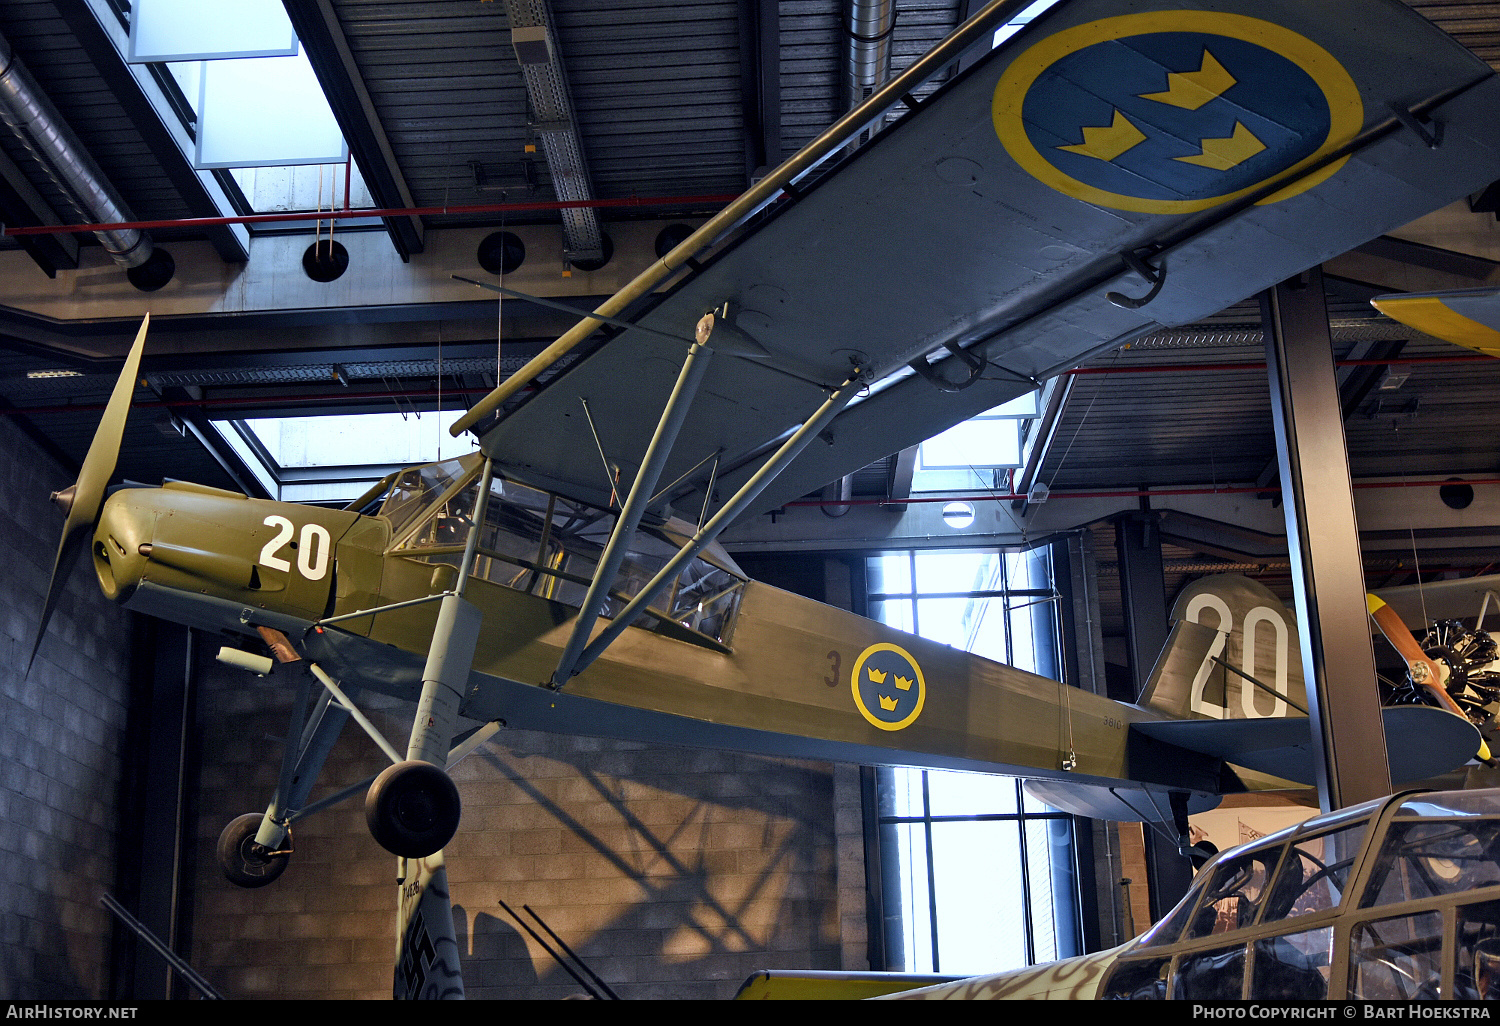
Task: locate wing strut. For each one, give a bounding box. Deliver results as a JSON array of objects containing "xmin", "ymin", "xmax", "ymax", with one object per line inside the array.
[
  {"xmin": 551, "ymin": 333, "xmax": 713, "ymax": 687},
  {"xmin": 555, "ymin": 364, "xmax": 869, "ymax": 687}
]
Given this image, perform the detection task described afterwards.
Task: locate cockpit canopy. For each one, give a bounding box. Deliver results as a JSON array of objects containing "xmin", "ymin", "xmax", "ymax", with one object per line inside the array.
[
  {"xmin": 1101, "ymin": 788, "xmax": 1500, "ymax": 1001},
  {"xmin": 357, "ymin": 455, "xmax": 746, "ymax": 647}
]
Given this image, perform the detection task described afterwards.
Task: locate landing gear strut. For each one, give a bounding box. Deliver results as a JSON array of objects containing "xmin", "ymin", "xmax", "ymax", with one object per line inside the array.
[{"xmin": 217, "ymin": 813, "xmax": 290, "ymax": 888}]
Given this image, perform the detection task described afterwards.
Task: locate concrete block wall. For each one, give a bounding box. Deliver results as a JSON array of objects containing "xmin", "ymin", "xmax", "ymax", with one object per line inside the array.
[
  {"xmin": 190, "ymin": 649, "xmax": 860, "ymax": 999},
  {"xmin": 0, "ymin": 418, "xmax": 133, "ymax": 999}
]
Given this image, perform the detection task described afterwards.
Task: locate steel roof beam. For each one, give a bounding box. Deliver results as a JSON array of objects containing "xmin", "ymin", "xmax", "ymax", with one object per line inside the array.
[
  {"xmin": 0, "ymin": 144, "xmax": 78, "ymax": 275},
  {"xmin": 285, "ymin": 0, "xmax": 425, "ymax": 260},
  {"xmin": 55, "ymin": 0, "xmax": 249, "ymax": 263},
  {"xmin": 737, "ymin": 0, "xmax": 782, "ymax": 182}
]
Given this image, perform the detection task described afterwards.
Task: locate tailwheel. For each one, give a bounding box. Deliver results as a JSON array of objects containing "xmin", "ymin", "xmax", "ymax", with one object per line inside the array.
[
  {"xmin": 365, "ymin": 760, "xmax": 461, "ymax": 858},
  {"xmin": 217, "ymin": 813, "xmax": 290, "ymax": 888}
]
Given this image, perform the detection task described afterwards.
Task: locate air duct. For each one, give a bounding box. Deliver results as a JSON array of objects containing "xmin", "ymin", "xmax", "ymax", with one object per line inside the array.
[
  {"xmin": 847, "ymin": 0, "xmax": 896, "ymax": 112},
  {"xmin": 0, "ymin": 30, "xmax": 156, "ymax": 272}
]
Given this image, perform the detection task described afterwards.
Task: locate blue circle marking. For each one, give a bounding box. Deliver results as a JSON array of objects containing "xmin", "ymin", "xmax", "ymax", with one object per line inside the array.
[
  {"xmin": 852, "ymin": 643, "xmax": 925, "ymax": 731},
  {"xmin": 1025, "ymin": 34, "xmax": 1328, "ymax": 205},
  {"xmin": 994, "ymin": 13, "xmax": 1362, "ymax": 214}
]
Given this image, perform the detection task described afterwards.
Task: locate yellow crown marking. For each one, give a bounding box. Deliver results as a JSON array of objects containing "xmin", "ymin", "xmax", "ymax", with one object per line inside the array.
[
  {"xmin": 1174, "ymin": 121, "xmax": 1265, "ymax": 171},
  {"xmin": 1057, "ymin": 109, "xmax": 1145, "ymax": 163},
  {"xmin": 867, "ymin": 667, "xmax": 888, "ymax": 684},
  {"xmin": 1140, "ymin": 50, "xmax": 1236, "ymax": 110},
  {"xmin": 894, "ymin": 675, "xmax": 914, "ymax": 691},
  {"xmin": 878, "ymin": 694, "xmax": 899, "ymax": 712}
]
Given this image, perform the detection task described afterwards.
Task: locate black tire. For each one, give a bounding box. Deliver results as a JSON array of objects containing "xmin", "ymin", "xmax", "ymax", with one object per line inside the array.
[
  {"xmin": 1187, "ymin": 840, "xmax": 1219, "ymax": 870},
  {"xmin": 217, "ymin": 813, "xmax": 289, "ymax": 888},
  {"xmin": 365, "ymin": 760, "xmax": 461, "ymax": 858}
]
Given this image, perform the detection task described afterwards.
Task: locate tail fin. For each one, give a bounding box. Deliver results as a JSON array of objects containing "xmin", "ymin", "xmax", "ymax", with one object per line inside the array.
[
  {"xmin": 1145, "ymin": 574, "xmax": 1309, "ymax": 720},
  {"xmin": 394, "ymin": 850, "xmax": 465, "ymax": 999},
  {"xmin": 1139, "ymin": 619, "xmax": 1222, "ymax": 717}
]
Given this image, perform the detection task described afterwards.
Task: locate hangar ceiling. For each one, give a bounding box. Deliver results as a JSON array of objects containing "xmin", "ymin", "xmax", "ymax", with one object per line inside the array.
[{"xmin": 2, "ymin": 0, "xmax": 1500, "ymax": 571}]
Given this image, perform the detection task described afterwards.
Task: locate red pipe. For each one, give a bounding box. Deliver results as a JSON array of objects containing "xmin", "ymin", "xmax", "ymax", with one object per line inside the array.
[{"xmin": 0, "ymin": 193, "xmax": 742, "ymax": 237}]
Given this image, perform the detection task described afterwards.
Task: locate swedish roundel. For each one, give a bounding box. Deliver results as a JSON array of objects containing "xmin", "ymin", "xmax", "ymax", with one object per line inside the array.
[
  {"xmin": 993, "ymin": 12, "xmax": 1362, "ymax": 214},
  {"xmin": 852, "ymin": 643, "xmax": 926, "ymax": 731}
]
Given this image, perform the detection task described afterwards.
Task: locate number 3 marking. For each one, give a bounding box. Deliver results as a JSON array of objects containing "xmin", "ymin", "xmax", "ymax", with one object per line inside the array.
[{"xmin": 259, "ymin": 515, "xmax": 331, "ymax": 581}]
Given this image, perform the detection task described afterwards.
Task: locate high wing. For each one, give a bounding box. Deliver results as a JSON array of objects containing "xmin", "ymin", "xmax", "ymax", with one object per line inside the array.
[{"xmin": 463, "ymin": 0, "xmax": 1500, "ymax": 522}]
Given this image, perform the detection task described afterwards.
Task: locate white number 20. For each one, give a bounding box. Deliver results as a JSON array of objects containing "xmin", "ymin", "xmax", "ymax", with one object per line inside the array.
[{"xmin": 259, "ymin": 515, "xmax": 331, "ymax": 581}]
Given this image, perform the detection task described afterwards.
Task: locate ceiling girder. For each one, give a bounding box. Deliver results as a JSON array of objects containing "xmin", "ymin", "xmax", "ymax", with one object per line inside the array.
[
  {"xmin": 55, "ymin": 0, "xmax": 249, "ymax": 263},
  {"xmin": 285, "ymin": 0, "xmax": 425, "ymax": 260}
]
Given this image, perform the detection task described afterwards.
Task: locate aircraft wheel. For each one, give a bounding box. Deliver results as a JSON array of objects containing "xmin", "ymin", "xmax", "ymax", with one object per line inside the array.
[
  {"xmin": 217, "ymin": 814, "xmax": 289, "ymax": 888},
  {"xmin": 365, "ymin": 760, "xmax": 461, "ymax": 858}
]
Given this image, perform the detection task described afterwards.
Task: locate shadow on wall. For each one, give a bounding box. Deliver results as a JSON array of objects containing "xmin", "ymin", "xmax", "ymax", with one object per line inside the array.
[{"xmin": 188, "ymin": 654, "xmax": 843, "ymax": 999}]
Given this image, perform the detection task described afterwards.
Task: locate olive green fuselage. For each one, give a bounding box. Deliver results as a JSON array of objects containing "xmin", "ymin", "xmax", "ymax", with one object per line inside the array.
[{"xmin": 94, "ymin": 482, "xmax": 1210, "ymax": 803}]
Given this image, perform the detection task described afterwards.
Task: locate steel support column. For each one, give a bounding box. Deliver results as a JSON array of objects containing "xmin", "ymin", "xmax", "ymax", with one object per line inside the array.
[
  {"xmin": 1262, "ymin": 269, "xmax": 1391, "ymax": 812},
  {"xmin": 1113, "ymin": 510, "xmax": 1190, "ymax": 920}
]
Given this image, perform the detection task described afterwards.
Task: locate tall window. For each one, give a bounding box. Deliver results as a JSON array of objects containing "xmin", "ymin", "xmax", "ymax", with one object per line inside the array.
[{"xmin": 868, "ymin": 546, "xmax": 1081, "ymax": 974}]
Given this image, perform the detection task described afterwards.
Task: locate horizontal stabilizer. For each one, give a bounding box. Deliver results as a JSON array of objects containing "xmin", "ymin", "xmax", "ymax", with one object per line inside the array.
[{"xmin": 1133, "ymin": 705, "xmax": 1480, "ymax": 786}]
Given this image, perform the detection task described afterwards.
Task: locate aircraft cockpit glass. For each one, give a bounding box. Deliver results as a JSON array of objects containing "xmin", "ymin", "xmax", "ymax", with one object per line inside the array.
[
  {"xmin": 1135, "ymin": 886, "xmax": 1200, "ymax": 950},
  {"xmin": 1252, "ymin": 926, "xmax": 1333, "ymax": 1000},
  {"xmin": 1349, "ymin": 910, "xmax": 1444, "ymax": 999},
  {"xmin": 1098, "ymin": 956, "xmax": 1169, "ymax": 999},
  {"xmin": 1184, "ymin": 846, "xmax": 1280, "ymax": 940},
  {"xmin": 1360, "ymin": 818, "xmax": 1500, "ymax": 908},
  {"xmin": 378, "ymin": 457, "xmax": 477, "ymax": 541},
  {"xmin": 389, "ymin": 466, "xmax": 746, "ymax": 646},
  {"xmin": 1260, "ymin": 823, "xmax": 1366, "ymax": 923},
  {"xmin": 1174, "ymin": 944, "xmax": 1245, "ymax": 1000}
]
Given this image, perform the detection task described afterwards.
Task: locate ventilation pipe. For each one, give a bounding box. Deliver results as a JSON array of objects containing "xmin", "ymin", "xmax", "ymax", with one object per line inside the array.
[
  {"xmin": 0, "ymin": 30, "xmax": 171, "ymax": 287},
  {"xmin": 847, "ymin": 0, "xmax": 896, "ymax": 114}
]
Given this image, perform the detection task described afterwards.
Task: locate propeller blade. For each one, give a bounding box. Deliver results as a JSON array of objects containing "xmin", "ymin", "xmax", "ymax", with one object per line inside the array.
[
  {"xmin": 1367, "ymin": 591, "xmax": 1493, "ymax": 763},
  {"xmin": 29, "ymin": 314, "xmax": 149, "ymax": 671}
]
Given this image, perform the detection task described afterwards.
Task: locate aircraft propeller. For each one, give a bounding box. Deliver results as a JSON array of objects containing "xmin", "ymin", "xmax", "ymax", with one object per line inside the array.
[
  {"xmin": 29, "ymin": 314, "xmax": 148, "ymax": 672},
  {"xmin": 1368, "ymin": 590, "xmax": 1495, "ymax": 765}
]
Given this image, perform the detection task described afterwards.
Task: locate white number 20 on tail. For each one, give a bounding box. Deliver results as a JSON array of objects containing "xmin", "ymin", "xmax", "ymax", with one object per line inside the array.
[{"xmin": 259, "ymin": 515, "xmax": 331, "ymax": 581}]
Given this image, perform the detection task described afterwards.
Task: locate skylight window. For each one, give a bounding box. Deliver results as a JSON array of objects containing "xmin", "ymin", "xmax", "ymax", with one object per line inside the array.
[
  {"xmin": 914, "ymin": 391, "xmax": 1039, "ymax": 493},
  {"xmin": 214, "ymin": 412, "xmax": 479, "ymax": 504},
  {"xmin": 993, "ymin": 0, "xmax": 1060, "ymax": 48},
  {"xmin": 120, "ymin": 0, "xmax": 352, "ymax": 204},
  {"xmin": 127, "ymin": 0, "xmax": 297, "ymax": 61}
]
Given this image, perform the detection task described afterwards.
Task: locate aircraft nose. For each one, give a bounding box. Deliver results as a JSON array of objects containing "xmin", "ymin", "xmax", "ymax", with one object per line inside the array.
[{"xmin": 92, "ymin": 492, "xmax": 151, "ymax": 602}]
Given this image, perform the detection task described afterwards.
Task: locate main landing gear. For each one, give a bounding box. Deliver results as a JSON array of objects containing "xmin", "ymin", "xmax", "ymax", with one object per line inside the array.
[
  {"xmin": 366, "ymin": 760, "xmax": 462, "ymax": 858},
  {"xmin": 217, "ymin": 813, "xmax": 290, "ymax": 888}
]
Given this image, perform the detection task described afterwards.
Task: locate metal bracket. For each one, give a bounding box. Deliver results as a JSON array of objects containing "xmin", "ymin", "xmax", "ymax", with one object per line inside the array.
[
  {"xmin": 907, "ymin": 340, "xmax": 985, "ymax": 392},
  {"xmin": 1388, "ymin": 102, "xmax": 1443, "ymax": 149},
  {"xmin": 1106, "ymin": 250, "xmax": 1167, "ymax": 310}
]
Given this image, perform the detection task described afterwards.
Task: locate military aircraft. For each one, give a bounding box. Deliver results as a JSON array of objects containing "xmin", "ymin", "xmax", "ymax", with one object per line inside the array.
[
  {"xmin": 26, "ymin": 0, "xmax": 1500, "ymax": 999},
  {"xmin": 738, "ymin": 785, "xmax": 1500, "ymax": 999}
]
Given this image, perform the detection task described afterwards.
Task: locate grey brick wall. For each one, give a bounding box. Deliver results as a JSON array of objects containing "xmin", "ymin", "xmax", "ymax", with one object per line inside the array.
[
  {"xmin": 0, "ymin": 418, "xmax": 133, "ymax": 999},
  {"xmin": 190, "ymin": 649, "xmax": 859, "ymax": 999}
]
